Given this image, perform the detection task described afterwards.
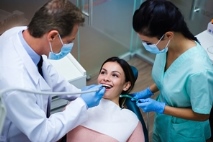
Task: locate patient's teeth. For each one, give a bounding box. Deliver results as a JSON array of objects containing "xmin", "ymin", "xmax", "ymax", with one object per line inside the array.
[{"xmin": 102, "ymin": 84, "xmax": 111, "ymax": 89}]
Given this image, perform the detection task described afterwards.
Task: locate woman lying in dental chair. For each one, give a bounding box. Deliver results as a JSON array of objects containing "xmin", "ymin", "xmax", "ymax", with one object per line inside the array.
[{"xmin": 59, "ymin": 57, "xmax": 145, "ymax": 142}]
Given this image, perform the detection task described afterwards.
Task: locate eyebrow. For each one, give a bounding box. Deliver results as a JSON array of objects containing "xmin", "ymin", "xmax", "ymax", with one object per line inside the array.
[
  {"xmin": 101, "ymin": 68, "xmax": 122, "ymax": 75},
  {"xmin": 142, "ymin": 40, "xmax": 149, "ymax": 43}
]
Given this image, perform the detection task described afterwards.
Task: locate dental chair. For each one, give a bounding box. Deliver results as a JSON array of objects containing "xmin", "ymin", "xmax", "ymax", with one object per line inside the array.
[
  {"xmin": 120, "ymin": 94, "xmax": 149, "ymax": 142},
  {"xmin": 120, "ymin": 66, "xmax": 149, "ymax": 142}
]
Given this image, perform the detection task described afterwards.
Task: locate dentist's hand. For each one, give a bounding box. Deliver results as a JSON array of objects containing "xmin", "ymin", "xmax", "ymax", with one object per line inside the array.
[
  {"xmin": 131, "ymin": 87, "xmax": 154, "ymax": 101},
  {"xmin": 59, "ymin": 84, "xmax": 103, "ymax": 102},
  {"xmin": 80, "ymin": 84, "xmax": 106, "ymax": 108},
  {"xmin": 81, "ymin": 84, "xmax": 97, "ymax": 91},
  {"xmin": 136, "ymin": 98, "xmax": 165, "ymax": 114}
]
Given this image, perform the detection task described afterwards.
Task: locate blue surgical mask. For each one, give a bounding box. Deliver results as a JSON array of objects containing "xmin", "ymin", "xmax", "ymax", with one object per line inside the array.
[
  {"xmin": 142, "ymin": 34, "xmax": 170, "ymax": 54},
  {"xmin": 48, "ymin": 34, "xmax": 74, "ymax": 60}
]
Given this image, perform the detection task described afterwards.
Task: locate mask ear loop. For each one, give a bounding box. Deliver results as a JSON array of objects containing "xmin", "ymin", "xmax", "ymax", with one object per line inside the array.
[
  {"xmin": 58, "ymin": 34, "xmax": 64, "ymax": 45},
  {"xmin": 49, "ymin": 42, "xmax": 54, "ymax": 52},
  {"xmin": 49, "ymin": 34, "xmax": 64, "ymax": 54},
  {"xmin": 155, "ymin": 34, "xmax": 165, "ymax": 46},
  {"xmin": 165, "ymin": 39, "xmax": 171, "ymax": 47}
]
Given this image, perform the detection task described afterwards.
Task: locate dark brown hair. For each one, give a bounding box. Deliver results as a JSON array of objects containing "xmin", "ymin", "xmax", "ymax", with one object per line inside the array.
[{"xmin": 28, "ymin": 0, "xmax": 84, "ymax": 38}]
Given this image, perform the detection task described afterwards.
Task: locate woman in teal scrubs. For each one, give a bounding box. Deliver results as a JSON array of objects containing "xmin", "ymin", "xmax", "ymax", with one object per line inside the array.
[{"xmin": 132, "ymin": 0, "xmax": 213, "ymax": 142}]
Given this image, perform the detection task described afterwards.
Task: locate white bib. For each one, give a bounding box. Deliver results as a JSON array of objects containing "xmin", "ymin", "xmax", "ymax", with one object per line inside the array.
[{"xmin": 81, "ymin": 99, "xmax": 139, "ymax": 142}]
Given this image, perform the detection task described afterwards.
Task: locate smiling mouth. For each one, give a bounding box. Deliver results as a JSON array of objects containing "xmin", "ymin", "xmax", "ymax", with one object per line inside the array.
[{"xmin": 102, "ymin": 84, "xmax": 112, "ymax": 89}]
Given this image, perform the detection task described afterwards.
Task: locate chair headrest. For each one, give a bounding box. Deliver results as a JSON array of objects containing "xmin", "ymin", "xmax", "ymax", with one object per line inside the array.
[{"xmin": 130, "ymin": 65, "xmax": 138, "ymax": 80}]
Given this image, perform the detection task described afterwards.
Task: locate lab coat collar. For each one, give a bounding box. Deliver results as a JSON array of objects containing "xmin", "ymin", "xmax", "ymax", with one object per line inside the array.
[{"xmin": 11, "ymin": 30, "xmax": 51, "ymax": 91}]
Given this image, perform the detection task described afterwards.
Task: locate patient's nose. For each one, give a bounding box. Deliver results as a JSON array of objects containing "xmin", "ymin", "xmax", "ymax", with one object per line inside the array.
[{"xmin": 103, "ymin": 74, "xmax": 111, "ymax": 81}]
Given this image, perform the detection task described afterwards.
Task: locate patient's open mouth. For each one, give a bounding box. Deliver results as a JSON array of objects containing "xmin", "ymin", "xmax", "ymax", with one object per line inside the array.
[{"xmin": 102, "ymin": 84, "xmax": 112, "ymax": 89}]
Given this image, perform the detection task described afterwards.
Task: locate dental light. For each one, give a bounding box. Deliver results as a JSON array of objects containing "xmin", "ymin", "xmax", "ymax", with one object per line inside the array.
[{"xmin": 0, "ymin": 87, "xmax": 99, "ymax": 134}]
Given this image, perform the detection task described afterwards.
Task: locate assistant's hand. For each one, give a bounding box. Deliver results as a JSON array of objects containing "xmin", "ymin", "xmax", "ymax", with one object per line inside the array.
[
  {"xmin": 136, "ymin": 98, "xmax": 165, "ymax": 114},
  {"xmin": 80, "ymin": 84, "xmax": 106, "ymax": 108},
  {"xmin": 131, "ymin": 87, "xmax": 154, "ymax": 101}
]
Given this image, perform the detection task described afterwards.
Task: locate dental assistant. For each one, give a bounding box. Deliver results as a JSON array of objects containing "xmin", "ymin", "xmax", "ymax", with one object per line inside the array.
[
  {"xmin": 0, "ymin": 0, "xmax": 105, "ymax": 142},
  {"xmin": 132, "ymin": 0, "xmax": 213, "ymax": 142}
]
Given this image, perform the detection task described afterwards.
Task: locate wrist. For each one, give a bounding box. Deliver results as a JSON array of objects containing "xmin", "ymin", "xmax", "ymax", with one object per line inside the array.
[
  {"xmin": 158, "ymin": 102, "xmax": 165, "ymax": 114},
  {"xmin": 147, "ymin": 87, "xmax": 154, "ymax": 97}
]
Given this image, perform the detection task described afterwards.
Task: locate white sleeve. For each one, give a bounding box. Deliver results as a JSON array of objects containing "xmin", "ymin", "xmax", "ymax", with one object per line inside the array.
[
  {"xmin": 3, "ymin": 92, "xmax": 88, "ymax": 142},
  {"xmin": 1, "ymin": 56, "xmax": 88, "ymax": 142}
]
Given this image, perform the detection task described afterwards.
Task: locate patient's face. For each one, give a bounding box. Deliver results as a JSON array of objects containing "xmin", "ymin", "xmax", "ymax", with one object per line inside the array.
[{"xmin": 97, "ymin": 61, "xmax": 130, "ymax": 105}]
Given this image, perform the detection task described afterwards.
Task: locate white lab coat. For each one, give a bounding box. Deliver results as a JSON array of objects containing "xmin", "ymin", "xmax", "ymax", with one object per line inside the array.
[{"xmin": 0, "ymin": 26, "xmax": 88, "ymax": 142}]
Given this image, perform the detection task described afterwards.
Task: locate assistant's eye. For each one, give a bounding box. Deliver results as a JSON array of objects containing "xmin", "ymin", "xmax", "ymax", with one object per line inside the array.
[
  {"xmin": 142, "ymin": 41, "xmax": 152, "ymax": 45},
  {"xmin": 146, "ymin": 42, "xmax": 152, "ymax": 45}
]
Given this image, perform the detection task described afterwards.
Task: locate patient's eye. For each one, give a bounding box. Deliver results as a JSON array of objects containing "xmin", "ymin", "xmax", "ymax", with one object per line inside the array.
[
  {"xmin": 100, "ymin": 70, "xmax": 106, "ymax": 75},
  {"xmin": 112, "ymin": 73, "xmax": 119, "ymax": 78}
]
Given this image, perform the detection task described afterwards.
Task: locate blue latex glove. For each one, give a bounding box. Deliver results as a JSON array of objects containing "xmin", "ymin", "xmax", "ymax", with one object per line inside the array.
[
  {"xmin": 131, "ymin": 87, "xmax": 154, "ymax": 101},
  {"xmin": 80, "ymin": 84, "xmax": 106, "ymax": 108},
  {"xmin": 136, "ymin": 98, "xmax": 165, "ymax": 114},
  {"xmin": 81, "ymin": 84, "xmax": 97, "ymax": 91},
  {"xmin": 59, "ymin": 84, "xmax": 102, "ymax": 102}
]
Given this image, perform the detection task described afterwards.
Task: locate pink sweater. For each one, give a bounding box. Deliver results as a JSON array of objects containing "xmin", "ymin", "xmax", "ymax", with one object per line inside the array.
[{"xmin": 66, "ymin": 122, "xmax": 144, "ymax": 142}]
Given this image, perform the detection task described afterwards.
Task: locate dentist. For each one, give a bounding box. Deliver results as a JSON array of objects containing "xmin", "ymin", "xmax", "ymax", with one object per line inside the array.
[{"xmin": 0, "ymin": 0, "xmax": 105, "ymax": 142}]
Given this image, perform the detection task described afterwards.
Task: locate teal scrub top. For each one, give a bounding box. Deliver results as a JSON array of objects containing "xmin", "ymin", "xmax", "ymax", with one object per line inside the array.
[{"xmin": 152, "ymin": 42, "xmax": 213, "ymax": 142}]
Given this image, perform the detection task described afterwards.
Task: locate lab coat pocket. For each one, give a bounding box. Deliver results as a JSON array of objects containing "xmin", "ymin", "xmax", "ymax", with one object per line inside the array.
[{"xmin": 171, "ymin": 118, "xmax": 205, "ymax": 142}]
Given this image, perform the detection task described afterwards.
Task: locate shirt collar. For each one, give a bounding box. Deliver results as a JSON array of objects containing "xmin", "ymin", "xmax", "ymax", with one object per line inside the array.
[{"xmin": 18, "ymin": 30, "xmax": 40, "ymax": 65}]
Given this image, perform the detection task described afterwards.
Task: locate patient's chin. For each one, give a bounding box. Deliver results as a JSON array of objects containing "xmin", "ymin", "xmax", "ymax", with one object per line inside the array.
[{"xmin": 103, "ymin": 94, "xmax": 111, "ymax": 100}]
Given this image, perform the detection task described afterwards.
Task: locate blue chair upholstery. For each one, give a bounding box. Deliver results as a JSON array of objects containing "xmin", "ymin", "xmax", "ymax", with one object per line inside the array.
[
  {"xmin": 119, "ymin": 65, "xmax": 149, "ymax": 142},
  {"xmin": 120, "ymin": 94, "xmax": 149, "ymax": 142}
]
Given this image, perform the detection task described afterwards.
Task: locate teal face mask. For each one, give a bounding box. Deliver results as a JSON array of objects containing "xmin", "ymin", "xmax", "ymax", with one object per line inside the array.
[
  {"xmin": 142, "ymin": 34, "xmax": 170, "ymax": 54},
  {"xmin": 48, "ymin": 34, "xmax": 74, "ymax": 60}
]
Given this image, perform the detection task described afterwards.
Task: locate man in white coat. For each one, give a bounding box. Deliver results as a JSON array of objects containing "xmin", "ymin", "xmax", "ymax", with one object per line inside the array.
[{"xmin": 0, "ymin": 0, "xmax": 105, "ymax": 141}]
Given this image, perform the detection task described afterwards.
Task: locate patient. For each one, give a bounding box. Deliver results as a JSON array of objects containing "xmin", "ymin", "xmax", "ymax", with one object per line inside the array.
[{"xmin": 64, "ymin": 57, "xmax": 145, "ymax": 142}]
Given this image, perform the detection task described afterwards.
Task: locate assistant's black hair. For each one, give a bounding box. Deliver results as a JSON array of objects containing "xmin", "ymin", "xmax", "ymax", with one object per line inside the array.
[{"xmin": 133, "ymin": 0, "xmax": 198, "ymax": 42}]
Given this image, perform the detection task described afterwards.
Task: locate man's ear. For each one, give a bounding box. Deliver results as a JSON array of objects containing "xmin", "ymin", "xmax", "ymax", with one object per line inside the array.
[{"xmin": 47, "ymin": 30, "xmax": 58, "ymax": 42}]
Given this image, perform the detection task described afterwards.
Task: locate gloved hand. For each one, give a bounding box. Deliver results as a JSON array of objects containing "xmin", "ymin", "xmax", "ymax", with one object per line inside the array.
[
  {"xmin": 131, "ymin": 87, "xmax": 154, "ymax": 101},
  {"xmin": 80, "ymin": 84, "xmax": 106, "ymax": 108},
  {"xmin": 59, "ymin": 84, "xmax": 101, "ymax": 101},
  {"xmin": 59, "ymin": 84, "xmax": 103, "ymax": 102},
  {"xmin": 81, "ymin": 84, "xmax": 97, "ymax": 91},
  {"xmin": 136, "ymin": 98, "xmax": 165, "ymax": 114}
]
